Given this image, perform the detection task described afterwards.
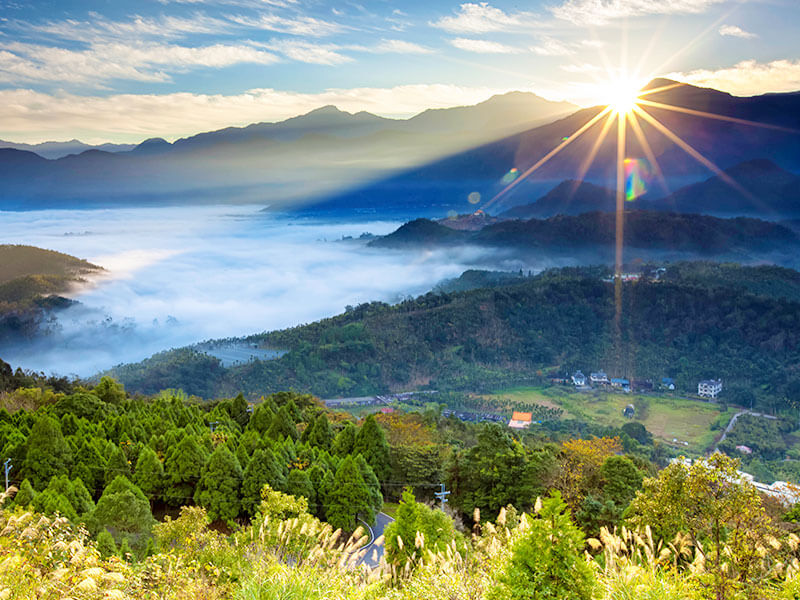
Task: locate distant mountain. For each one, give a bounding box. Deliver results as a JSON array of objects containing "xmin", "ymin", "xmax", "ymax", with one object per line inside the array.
[
  {"xmin": 302, "ymin": 79, "xmax": 800, "ymax": 217},
  {"xmin": 371, "ymin": 211, "xmax": 800, "ymax": 262},
  {"xmin": 0, "ymin": 139, "xmax": 135, "ymax": 159},
  {"xmin": 640, "ymin": 159, "xmax": 800, "ymax": 217},
  {"xmin": 0, "ymin": 92, "xmax": 576, "ymax": 209},
  {"xmin": 499, "ymin": 180, "xmax": 616, "ymax": 219}
]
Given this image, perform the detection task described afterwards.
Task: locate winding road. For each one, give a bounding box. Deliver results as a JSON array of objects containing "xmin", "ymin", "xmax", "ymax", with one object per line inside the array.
[{"xmin": 358, "ymin": 511, "xmax": 395, "ymax": 568}]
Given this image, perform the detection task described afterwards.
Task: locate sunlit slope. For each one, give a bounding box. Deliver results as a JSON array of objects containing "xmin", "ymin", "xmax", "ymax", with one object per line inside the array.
[{"xmin": 0, "ymin": 245, "xmax": 101, "ymax": 303}]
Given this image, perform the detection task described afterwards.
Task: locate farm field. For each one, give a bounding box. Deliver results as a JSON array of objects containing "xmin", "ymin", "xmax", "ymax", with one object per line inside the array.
[{"xmin": 488, "ymin": 386, "xmax": 732, "ymax": 453}]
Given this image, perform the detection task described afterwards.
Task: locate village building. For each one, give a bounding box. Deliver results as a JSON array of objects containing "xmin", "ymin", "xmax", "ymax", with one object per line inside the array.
[
  {"xmin": 698, "ymin": 379, "xmax": 723, "ymax": 399},
  {"xmin": 571, "ymin": 370, "xmax": 587, "ymax": 386},
  {"xmin": 590, "ymin": 370, "xmax": 609, "ymax": 384},
  {"xmin": 508, "ymin": 411, "xmax": 533, "ymax": 429},
  {"xmin": 661, "ymin": 377, "xmax": 676, "ymax": 390},
  {"xmin": 610, "ymin": 377, "xmax": 631, "ymax": 392}
]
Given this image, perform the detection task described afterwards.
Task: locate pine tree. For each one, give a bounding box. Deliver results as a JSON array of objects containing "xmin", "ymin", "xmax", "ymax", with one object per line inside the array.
[
  {"xmin": 241, "ymin": 447, "xmax": 287, "ymax": 516},
  {"xmin": 69, "ymin": 478, "xmax": 95, "ymax": 515},
  {"xmin": 193, "ymin": 444, "xmax": 243, "ymax": 523},
  {"xmin": 285, "ymin": 469, "xmax": 315, "ymax": 504},
  {"xmin": 133, "ymin": 446, "xmax": 165, "ymax": 504},
  {"xmin": 91, "ymin": 475, "xmax": 155, "ymax": 537},
  {"xmin": 303, "ymin": 414, "xmax": 333, "ymax": 450},
  {"xmin": 325, "ymin": 455, "xmax": 370, "ymax": 531},
  {"xmin": 22, "ymin": 415, "xmax": 72, "ymax": 490},
  {"xmin": 247, "ymin": 403, "xmax": 274, "ymax": 434},
  {"xmin": 71, "ymin": 440, "xmax": 106, "ymax": 495},
  {"xmin": 105, "ymin": 444, "xmax": 131, "ymax": 487},
  {"xmin": 96, "ymin": 528, "xmax": 118, "ymax": 558},
  {"xmin": 13, "ymin": 478, "xmax": 36, "ymax": 508},
  {"xmin": 355, "ymin": 454, "xmax": 383, "ymax": 517},
  {"xmin": 164, "ymin": 435, "xmax": 208, "ymax": 506},
  {"xmin": 229, "ymin": 393, "xmax": 250, "ymax": 429},
  {"xmin": 267, "ymin": 406, "xmax": 298, "ymax": 441},
  {"xmin": 353, "ymin": 414, "xmax": 390, "ymax": 481},
  {"xmin": 332, "ymin": 422, "xmax": 356, "ymax": 456}
]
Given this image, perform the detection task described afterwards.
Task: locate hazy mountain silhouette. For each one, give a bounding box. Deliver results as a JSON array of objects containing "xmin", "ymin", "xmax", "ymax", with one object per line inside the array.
[
  {"xmin": 499, "ymin": 180, "xmax": 616, "ymax": 219},
  {"xmin": 0, "ymin": 92, "xmax": 575, "ymax": 209},
  {"xmin": 0, "ymin": 139, "xmax": 135, "ymax": 160}
]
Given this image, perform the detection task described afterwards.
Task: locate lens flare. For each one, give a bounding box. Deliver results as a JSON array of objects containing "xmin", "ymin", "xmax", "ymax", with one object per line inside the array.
[
  {"xmin": 467, "ymin": 191, "xmax": 481, "ymax": 204},
  {"xmin": 501, "ymin": 168, "xmax": 519, "ymax": 185},
  {"xmin": 624, "ymin": 158, "xmax": 651, "ymax": 201}
]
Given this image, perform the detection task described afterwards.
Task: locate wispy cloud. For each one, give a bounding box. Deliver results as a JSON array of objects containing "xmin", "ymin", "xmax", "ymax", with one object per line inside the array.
[
  {"xmin": 669, "ymin": 59, "xmax": 800, "ymax": 96},
  {"xmin": 530, "ymin": 37, "xmax": 573, "ymax": 56},
  {"xmin": 450, "ymin": 38, "xmax": 522, "ymax": 54},
  {"xmin": 0, "ymin": 41, "xmax": 279, "ymax": 85},
  {"xmin": 229, "ymin": 13, "xmax": 344, "ymax": 36},
  {"xmin": 0, "ymin": 84, "xmax": 521, "ymax": 143},
  {"xmin": 718, "ymin": 24, "xmax": 757, "ymax": 39},
  {"xmin": 431, "ymin": 3, "xmax": 532, "ymax": 33},
  {"xmin": 30, "ymin": 12, "xmax": 231, "ymax": 43},
  {"xmin": 561, "ymin": 62, "xmax": 603, "ymax": 74},
  {"xmin": 374, "ymin": 39, "xmax": 433, "ymax": 54},
  {"xmin": 260, "ymin": 39, "xmax": 352, "ymax": 64},
  {"xmin": 551, "ymin": 0, "xmax": 727, "ymax": 25}
]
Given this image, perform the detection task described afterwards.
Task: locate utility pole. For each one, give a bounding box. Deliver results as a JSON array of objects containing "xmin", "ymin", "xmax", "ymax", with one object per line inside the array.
[
  {"xmin": 434, "ymin": 482, "xmax": 450, "ymax": 511},
  {"xmin": 3, "ymin": 459, "xmax": 11, "ymax": 491}
]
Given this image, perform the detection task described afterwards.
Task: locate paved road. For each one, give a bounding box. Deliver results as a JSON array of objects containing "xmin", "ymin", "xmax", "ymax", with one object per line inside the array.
[
  {"xmin": 358, "ymin": 511, "xmax": 394, "ymax": 568},
  {"xmin": 714, "ymin": 410, "xmax": 777, "ymax": 451}
]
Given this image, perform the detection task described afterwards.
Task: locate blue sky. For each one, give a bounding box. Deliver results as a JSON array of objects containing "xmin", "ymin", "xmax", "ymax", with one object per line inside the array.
[{"xmin": 1, "ymin": 0, "xmax": 798, "ymax": 143}]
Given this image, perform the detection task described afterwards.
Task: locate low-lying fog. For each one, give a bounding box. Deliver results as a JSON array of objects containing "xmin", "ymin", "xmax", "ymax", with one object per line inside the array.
[{"xmin": 1, "ymin": 205, "xmax": 534, "ymax": 377}]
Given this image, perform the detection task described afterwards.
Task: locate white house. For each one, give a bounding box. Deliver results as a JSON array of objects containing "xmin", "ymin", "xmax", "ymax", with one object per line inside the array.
[
  {"xmin": 571, "ymin": 371, "xmax": 587, "ymax": 386},
  {"xmin": 698, "ymin": 379, "xmax": 723, "ymax": 399},
  {"xmin": 590, "ymin": 370, "xmax": 609, "ymax": 384}
]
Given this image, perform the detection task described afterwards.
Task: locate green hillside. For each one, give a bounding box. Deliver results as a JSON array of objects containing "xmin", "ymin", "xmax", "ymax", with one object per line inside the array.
[{"xmin": 109, "ymin": 262, "xmax": 800, "ymax": 415}]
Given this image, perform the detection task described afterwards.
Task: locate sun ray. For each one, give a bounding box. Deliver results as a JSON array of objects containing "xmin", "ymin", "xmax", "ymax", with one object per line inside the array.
[
  {"xmin": 632, "ymin": 105, "xmax": 756, "ymax": 201},
  {"xmin": 637, "ymin": 98, "xmax": 799, "ymax": 133},
  {"xmin": 637, "ymin": 82, "xmax": 686, "ymax": 97},
  {"xmin": 615, "ymin": 112, "xmax": 626, "ymax": 277},
  {"xmin": 626, "ymin": 109, "xmax": 670, "ymax": 197},
  {"xmin": 569, "ymin": 110, "xmax": 617, "ymax": 198},
  {"xmin": 482, "ymin": 106, "xmax": 613, "ymax": 211}
]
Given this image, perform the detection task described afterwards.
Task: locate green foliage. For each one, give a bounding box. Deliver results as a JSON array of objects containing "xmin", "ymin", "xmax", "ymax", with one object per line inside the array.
[
  {"xmin": 95, "ymin": 528, "xmax": 118, "ymax": 558},
  {"xmin": 194, "ymin": 444, "xmax": 244, "ymax": 524},
  {"xmin": 384, "ymin": 488, "xmax": 463, "ymax": 573},
  {"xmin": 134, "ymin": 446, "xmax": 165, "ymax": 502},
  {"xmin": 93, "ymin": 376, "xmax": 126, "ymax": 405},
  {"xmin": 91, "ymin": 475, "xmax": 155, "ymax": 538},
  {"xmin": 22, "ymin": 414, "xmax": 72, "ymax": 490},
  {"xmin": 268, "ymin": 406, "xmax": 298, "ymax": 441},
  {"xmin": 489, "ymin": 491, "xmax": 595, "ymax": 600},
  {"xmin": 332, "ymin": 422, "xmax": 356, "ymax": 456},
  {"xmin": 105, "ymin": 444, "xmax": 131, "ymax": 486},
  {"xmin": 13, "ymin": 478, "xmax": 36, "ymax": 507},
  {"xmin": 164, "ymin": 434, "xmax": 208, "ymax": 506},
  {"xmin": 353, "ymin": 414, "xmax": 390, "ymax": 481},
  {"xmin": 242, "ymin": 447, "xmax": 286, "ymax": 517},
  {"xmin": 325, "ymin": 455, "xmax": 371, "ymax": 531}
]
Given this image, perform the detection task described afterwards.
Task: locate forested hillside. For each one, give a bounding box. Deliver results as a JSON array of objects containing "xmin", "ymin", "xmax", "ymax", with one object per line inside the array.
[
  {"xmin": 0, "ymin": 245, "xmax": 101, "ymax": 342},
  {"xmin": 108, "ymin": 262, "xmax": 800, "ymax": 414}
]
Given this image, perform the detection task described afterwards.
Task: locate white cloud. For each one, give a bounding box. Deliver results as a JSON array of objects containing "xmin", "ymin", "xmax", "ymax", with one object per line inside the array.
[
  {"xmin": 264, "ymin": 39, "xmax": 352, "ymax": 64},
  {"xmin": 531, "ymin": 37, "xmax": 573, "ymax": 56},
  {"xmin": 229, "ymin": 13, "xmax": 344, "ymax": 36},
  {"xmin": 450, "ymin": 38, "xmax": 522, "ymax": 54},
  {"xmin": 719, "ymin": 24, "xmax": 757, "ymax": 39},
  {"xmin": 375, "ymin": 39, "xmax": 433, "ymax": 54},
  {"xmin": 669, "ymin": 59, "xmax": 800, "ymax": 96},
  {"xmin": 0, "ymin": 84, "xmax": 523, "ymax": 144},
  {"xmin": 0, "ymin": 41, "xmax": 279, "ymax": 85},
  {"xmin": 32, "ymin": 13, "xmax": 231, "ymax": 42},
  {"xmin": 431, "ymin": 3, "xmax": 531, "ymax": 33},
  {"xmin": 551, "ymin": 0, "xmax": 726, "ymax": 25},
  {"xmin": 561, "ymin": 62, "xmax": 603, "ymax": 74}
]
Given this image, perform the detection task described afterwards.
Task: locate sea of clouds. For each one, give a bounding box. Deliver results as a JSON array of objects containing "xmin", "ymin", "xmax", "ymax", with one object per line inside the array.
[{"xmin": 0, "ymin": 205, "xmax": 529, "ymax": 377}]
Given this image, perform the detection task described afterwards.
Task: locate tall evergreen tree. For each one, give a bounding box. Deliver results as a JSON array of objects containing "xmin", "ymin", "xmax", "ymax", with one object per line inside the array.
[
  {"xmin": 22, "ymin": 415, "xmax": 72, "ymax": 490},
  {"xmin": 194, "ymin": 444, "xmax": 243, "ymax": 524},
  {"xmin": 241, "ymin": 447, "xmax": 286, "ymax": 516},
  {"xmin": 325, "ymin": 455, "xmax": 371, "ymax": 531},
  {"xmin": 353, "ymin": 415, "xmax": 390, "ymax": 481},
  {"xmin": 247, "ymin": 403, "xmax": 274, "ymax": 434},
  {"xmin": 105, "ymin": 444, "xmax": 131, "ymax": 487},
  {"xmin": 303, "ymin": 414, "xmax": 333, "ymax": 450},
  {"xmin": 285, "ymin": 469, "xmax": 315, "ymax": 504},
  {"xmin": 332, "ymin": 422, "xmax": 356, "ymax": 457},
  {"xmin": 267, "ymin": 406, "xmax": 298, "ymax": 441},
  {"xmin": 355, "ymin": 454, "xmax": 383, "ymax": 515},
  {"xmin": 134, "ymin": 446, "xmax": 165, "ymax": 504},
  {"xmin": 72, "ymin": 440, "xmax": 105, "ymax": 495},
  {"xmin": 13, "ymin": 478, "xmax": 36, "ymax": 508},
  {"xmin": 91, "ymin": 475, "xmax": 155, "ymax": 538},
  {"xmin": 164, "ymin": 435, "xmax": 208, "ymax": 506}
]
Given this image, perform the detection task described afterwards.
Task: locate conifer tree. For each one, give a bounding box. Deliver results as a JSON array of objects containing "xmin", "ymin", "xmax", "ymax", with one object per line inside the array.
[
  {"xmin": 22, "ymin": 414, "xmax": 72, "ymax": 490},
  {"xmin": 105, "ymin": 444, "xmax": 131, "ymax": 487},
  {"xmin": 95, "ymin": 528, "xmax": 118, "ymax": 558},
  {"xmin": 355, "ymin": 454, "xmax": 383, "ymax": 515},
  {"xmin": 91, "ymin": 475, "xmax": 155, "ymax": 538},
  {"xmin": 72, "ymin": 440, "xmax": 105, "ymax": 495},
  {"xmin": 241, "ymin": 447, "xmax": 286, "ymax": 516},
  {"xmin": 267, "ymin": 406, "xmax": 298, "ymax": 441},
  {"xmin": 194, "ymin": 444, "xmax": 243, "ymax": 523},
  {"xmin": 13, "ymin": 478, "xmax": 36, "ymax": 508},
  {"xmin": 303, "ymin": 414, "xmax": 333, "ymax": 450},
  {"xmin": 164, "ymin": 435, "xmax": 208, "ymax": 506},
  {"xmin": 325, "ymin": 455, "xmax": 371, "ymax": 531},
  {"xmin": 134, "ymin": 446, "xmax": 165, "ymax": 504},
  {"xmin": 285, "ymin": 469, "xmax": 315, "ymax": 504},
  {"xmin": 353, "ymin": 414, "xmax": 390, "ymax": 481},
  {"xmin": 332, "ymin": 422, "xmax": 356, "ymax": 457}
]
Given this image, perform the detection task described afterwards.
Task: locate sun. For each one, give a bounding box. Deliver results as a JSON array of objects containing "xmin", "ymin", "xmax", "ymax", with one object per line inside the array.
[{"xmin": 601, "ymin": 76, "xmax": 645, "ymax": 114}]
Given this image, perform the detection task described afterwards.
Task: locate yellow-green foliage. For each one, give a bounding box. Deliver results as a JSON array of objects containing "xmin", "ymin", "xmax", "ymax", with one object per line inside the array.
[{"xmin": 0, "ymin": 245, "xmax": 100, "ymax": 286}]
